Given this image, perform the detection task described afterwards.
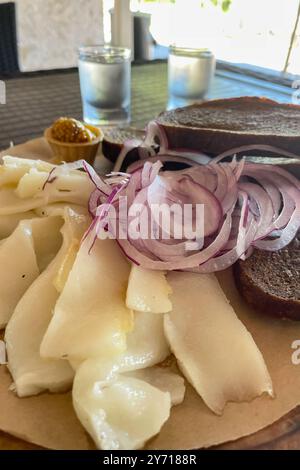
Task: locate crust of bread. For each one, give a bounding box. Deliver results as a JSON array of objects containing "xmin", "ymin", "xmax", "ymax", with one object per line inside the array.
[
  {"xmin": 157, "ymin": 97, "xmax": 300, "ymax": 156},
  {"xmin": 233, "ymin": 236, "xmax": 300, "ymax": 320},
  {"xmin": 102, "ymin": 128, "xmax": 145, "ymax": 162}
]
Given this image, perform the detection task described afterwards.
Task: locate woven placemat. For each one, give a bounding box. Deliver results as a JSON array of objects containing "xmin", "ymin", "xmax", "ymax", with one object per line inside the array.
[
  {"xmin": 0, "ymin": 62, "xmax": 292, "ymax": 150},
  {"xmin": 0, "ymin": 63, "xmax": 168, "ymax": 150}
]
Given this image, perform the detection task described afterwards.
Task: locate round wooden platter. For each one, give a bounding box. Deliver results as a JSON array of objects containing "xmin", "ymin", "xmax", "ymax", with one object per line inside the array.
[
  {"xmin": 1, "ymin": 139, "xmax": 300, "ymax": 451},
  {"xmin": 1, "ymin": 404, "xmax": 300, "ymax": 450}
]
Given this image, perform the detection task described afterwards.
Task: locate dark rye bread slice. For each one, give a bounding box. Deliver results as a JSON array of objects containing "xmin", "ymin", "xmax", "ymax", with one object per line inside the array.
[
  {"xmin": 157, "ymin": 97, "xmax": 300, "ymax": 156},
  {"xmin": 102, "ymin": 127, "xmax": 145, "ymax": 163},
  {"xmin": 233, "ymin": 235, "xmax": 300, "ymax": 320}
]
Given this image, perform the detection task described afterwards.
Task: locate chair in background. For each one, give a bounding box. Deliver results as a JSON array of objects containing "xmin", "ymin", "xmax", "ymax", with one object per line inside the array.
[{"xmin": 0, "ymin": 2, "xmax": 19, "ymax": 76}]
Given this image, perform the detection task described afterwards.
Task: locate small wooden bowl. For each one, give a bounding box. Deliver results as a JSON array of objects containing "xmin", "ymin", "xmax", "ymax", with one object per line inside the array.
[{"xmin": 44, "ymin": 124, "xmax": 103, "ymax": 165}]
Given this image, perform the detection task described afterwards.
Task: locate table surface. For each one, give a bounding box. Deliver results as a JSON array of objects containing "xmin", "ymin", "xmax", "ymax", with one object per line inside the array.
[
  {"xmin": 0, "ymin": 61, "xmax": 299, "ymax": 450},
  {"xmin": 0, "ymin": 62, "xmax": 294, "ymax": 151}
]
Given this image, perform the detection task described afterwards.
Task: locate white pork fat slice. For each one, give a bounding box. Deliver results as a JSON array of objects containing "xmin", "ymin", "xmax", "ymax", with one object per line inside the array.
[
  {"xmin": 15, "ymin": 169, "xmax": 50, "ymax": 199},
  {"xmin": 118, "ymin": 311, "xmax": 170, "ymax": 371},
  {"xmin": 0, "ymin": 212, "xmax": 36, "ymax": 239},
  {"xmin": 34, "ymin": 203, "xmax": 88, "ymax": 218},
  {"xmin": 40, "ymin": 234, "xmax": 132, "ymax": 362},
  {"xmin": 0, "ymin": 156, "xmax": 93, "ymax": 214},
  {"xmin": 69, "ymin": 311, "xmax": 171, "ymax": 372},
  {"xmin": 5, "ymin": 208, "xmax": 87, "ymax": 397},
  {"xmin": 0, "ymin": 156, "xmax": 54, "ymax": 188},
  {"xmin": 72, "ymin": 358, "xmax": 171, "ymax": 450},
  {"xmin": 164, "ymin": 272, "xmax": 273, "ymax": 415},
  {"xmin": 0, "ymin": 221, "xmax": 39, "ymax": 329},
  {"xmin": 125, "ymin": 366, "xmax": 185, "ymax": 406},
  {"xmin": 0, "ymin": 186, "xmax": 47, "ymax": 215},
  {"xmin": 44, "ymin": 172, "xmax": 93, "ymax": 207},
  {"xmin": 16, "ymin": 169, "xmax": 93, "ymax": 206},
  {"xmin": 126, "ymin": 265, "xmax": 172, "ymax": 313},
  {"xmin": 0, "ymin": 216, "xmax": 63, "ymax": 328},
  {"xmin": 30, "ymin": 216, "xmax": 63, "ymax": 271},
  {"xmin": 2, "ymin": 156, "xmax": 54, "ymax": 172}
]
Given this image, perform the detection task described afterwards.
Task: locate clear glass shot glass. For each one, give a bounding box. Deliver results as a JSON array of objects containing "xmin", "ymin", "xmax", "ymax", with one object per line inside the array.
[
  {"xmin": 168, "ymin": 46, "xmax": 215, "ymax": 110},
  {"xmin": 78, "ymin": 45, "xmax": 131, "ymax": 126}
]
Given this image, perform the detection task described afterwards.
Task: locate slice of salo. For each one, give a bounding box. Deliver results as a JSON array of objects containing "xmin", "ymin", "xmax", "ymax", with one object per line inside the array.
[
  {"xmin": 126, "ymin": 265, "xmax": 172, "ymax": 313},
  {"xmin": 5, "ymin": 209, "xmax": 88, "ymax": 396},
  {"xmin": 40, "ymin": 234, "xmax": 132, "ymax": 361},
  {"xmin": 164, "ymin": 272, "xmax": 273, "ymax": 415},
  {"xmin": 0, "ymin": 221, "xmax": 39, "ymax": 328},
  {"xmin": 118, "ymin": 311, "xmax": 170, "ymax": 371},
  {"xmin": 0, "ymin": 216, "xmax": 64, "ymax": 328},
  {"xmin": 72, "ymin": 358, "xmax": 171, "ymax": 450},
  {"xmin": 125, "ymin": 366, "xmax": 185, "ymax": 405},
  {"xmin": 0, "ymin": 211, "xmax": 36, "ymax": 240}
]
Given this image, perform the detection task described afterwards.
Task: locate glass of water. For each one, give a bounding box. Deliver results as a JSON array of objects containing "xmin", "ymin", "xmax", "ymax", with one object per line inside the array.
[
  {"xmin": 168, "ymin": 46, "xmax": 215, "ymax": 110},
  {"xmin": 78, "ymin": 45, "xmax": 131, "ymax": 126}
]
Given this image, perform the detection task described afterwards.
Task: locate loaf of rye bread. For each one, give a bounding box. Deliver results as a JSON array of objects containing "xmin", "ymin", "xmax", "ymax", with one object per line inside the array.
[
  {"xmin": 103, "ymin": 97, "xmax": 300, "ymax": 162},
  {"xmin": 157, "ymin": 97, "xmax": 300, "ymax": 156},
  {"xmin": 233, "ymin": 235, "xmax": 300, "ymax": 320}
]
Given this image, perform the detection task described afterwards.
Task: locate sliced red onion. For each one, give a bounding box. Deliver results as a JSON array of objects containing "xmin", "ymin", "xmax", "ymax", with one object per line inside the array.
[
  {"xmin": 149, "ymin": 161, "xmax": 163, "ymax": 183},
  {"xmin": 106, "ymin": 171, "xmax": 131, "ymax": 186},
  {"xmin": 167, "ymin": 166, "xmax": 217, "ymax": 193},
  {"xmin": 238, "ymin": 182, "xmax": 274, "ymax": 240},
  {"xmin": 254, "ymin": 181, "xmax": 300, "ymax": 250},
  {"xmin": 141, "ymin": 161, "xmax": 153, "ymax": 188},
  {"xmin": 143, "ymin": 121, "xmax": 169, "ymax": 152},
  {"xmin": 256, "ymin": 178, "xmax": 282, "ymax": 218},
  {"xmin": 76, "ymin": 137, "xmax": 300, "ymax": 272},
  {"xmin": 210, "ymin": 144, "xmax": 300, "ymax": 165},
  {"xmin": 127, "ymin": 154, "xmax": 198, "ymax": 173},
  {"xmin": 242, "ymin": 166, "xmax": 300, "ymax": 248},
  {"xmin": 196, "ymin": 195, "xmax": 258, "ymax": 273},
  {"xmin": 138, "ymin": 145, "xmax": 156, "ymax": 160},
  {"xmin": 87, "ymin": 182, "xmax": 128, "ymax": 253},
  {"xmin": 117, "ymin": 204, "xmax": 233, "ymax": 270},
  {"xmin": 162, "ymin": 149, "xmax": 211, "ymax": 165},
  {"xmin": 118, "ymin": 120, "xmax": 211, "ymax": 174},
  {"xmin": 219, "ymin": 163, "xmax": 239, "ymax": 213},
  {"xmin": 44, "ymin": 159, "xmax": 112, "ymax": 196},
  {"xmin": 245, "ymin": 174, "xmax": 294, "ymax": 230},
  {"xmin": 243, "ymin": 162, "xmax": 300, "ymax": 190},
  {"xmin": 210, "ymin": 163, "xmax": 228, "ymax": 202},
  {"xmin": 147, "ymin": 173, "xmax": 222, "ymax": 239},
  {"xmin": 82, "ymin": 160, "xmax": 112, "ymax": 196},
  {"xmin": 88, "ymin": 188, "xmax": 103, "ymax": 217},
  {"xmin": 240, "ymin": 246, "xmax": 254, "ymax": 261},
  {"xmin": 233, "ymin": 157, "xmax": 246, "ymax": 181}
]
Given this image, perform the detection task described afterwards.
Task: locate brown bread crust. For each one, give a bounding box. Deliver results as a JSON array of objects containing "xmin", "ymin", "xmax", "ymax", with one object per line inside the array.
[
  {"xmin": 157, "ymin": 97, "xmax": 300, "ymax": 156},
  {"xmin": 233, "ymin": 236, "xmax": 300, "ymax": 320},
  {"xmin": 102, "ymin": 128, "xmax": 145, "ymax": 162}
]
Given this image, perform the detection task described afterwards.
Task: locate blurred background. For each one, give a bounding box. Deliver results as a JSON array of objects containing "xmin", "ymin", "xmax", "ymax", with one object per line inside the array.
[
  {"xmin": 1, "ymin": 0, "xmax": 300, "ymax": 76},
  {"xmin": 1, "ymin": 0, "xmax": 299, "ymax": 149}
]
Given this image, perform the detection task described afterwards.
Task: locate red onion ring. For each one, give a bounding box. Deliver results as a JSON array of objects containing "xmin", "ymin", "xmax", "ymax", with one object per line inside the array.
[
  {"xmin": 196, "ymin": 193, "xmax": 258, "ymax": 273},
  {"xmin": 210, "ymin": 144, "xmax": 300, "ymax": 164},
  {"xmin": 64, "ymin": 124, "xmax": 300, "ymax": 272}
]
